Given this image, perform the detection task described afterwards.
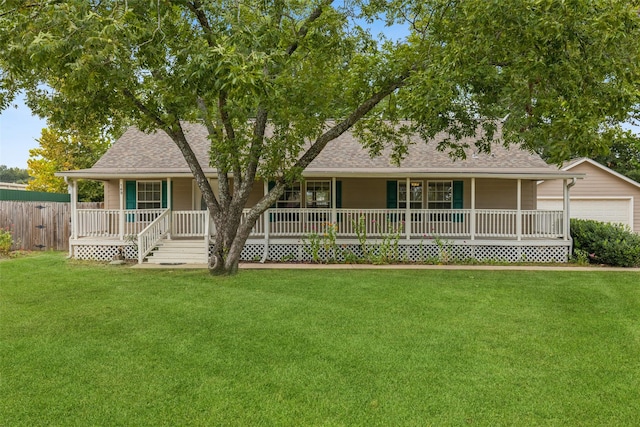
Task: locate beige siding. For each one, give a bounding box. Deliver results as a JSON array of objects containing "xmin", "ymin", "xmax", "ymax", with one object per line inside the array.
[
  {"xmin": 104, "ymin": 180, "xmax": 120, "ymax": 209},
  {"xmin": 170, "ymin": 178, "xmax": 193, "ymax": 210},
  {"xmin": 340, "ymin": 178, "xmax": 387, "ymax": 208},
  {"xmin": 103, "ymin": 176, "xmax": 537, "ymax": 214},
  {"xmin": 537, "ymin": 161, "xmax": 640, "ymax": 231},
  {"xmin": 338, "ymin": 178, "xmax": 535, "ymax": 210},
  {"xmin": 465, "ymin": 178, "xmax": 535, "ymax": 210}
]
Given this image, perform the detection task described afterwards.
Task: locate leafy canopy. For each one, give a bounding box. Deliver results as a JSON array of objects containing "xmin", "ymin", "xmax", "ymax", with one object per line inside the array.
[
  {"xmin": 1, "ymin": 0, "xmax": 638, "ymax": 167},
  {"xmin": 27, "ymin": 126, "xmax": 110, "ymax": 201}
]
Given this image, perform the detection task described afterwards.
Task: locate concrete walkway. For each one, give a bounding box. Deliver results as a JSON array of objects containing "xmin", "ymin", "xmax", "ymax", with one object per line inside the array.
[{"xmin": 130, "ymin": 262, "xmax": 640, "ymax": 272}]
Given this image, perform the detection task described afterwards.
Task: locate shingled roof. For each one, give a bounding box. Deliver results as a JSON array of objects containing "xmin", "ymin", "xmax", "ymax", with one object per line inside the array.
[{"xmin": 60, "ymin": 122, "xmax": 579, "ymax": 179}]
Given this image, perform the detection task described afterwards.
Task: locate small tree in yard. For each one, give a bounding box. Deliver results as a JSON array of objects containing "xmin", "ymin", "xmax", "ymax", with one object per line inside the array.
[
  {"xmin": 27, "ymin": 126, "xmax": 111, "ymax": 202},
  {"xmin": 1, "ymin": 0, "xmax": 639, "ymax": 274}
]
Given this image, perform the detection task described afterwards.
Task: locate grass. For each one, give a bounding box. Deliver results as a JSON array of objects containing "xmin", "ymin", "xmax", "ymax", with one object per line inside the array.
[{"xmin": 1, "ymin": 252, "xmax": 639, "ymax": 426}]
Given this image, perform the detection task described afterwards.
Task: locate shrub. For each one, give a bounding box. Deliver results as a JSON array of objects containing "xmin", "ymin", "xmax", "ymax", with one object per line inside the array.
[
  {"xmin": 571, "ymin": 219, "xmax": 640, "ymax": 267},
  {"xmin": 0, "ymin": 227, "xmax": 14, "ymax": 256}
]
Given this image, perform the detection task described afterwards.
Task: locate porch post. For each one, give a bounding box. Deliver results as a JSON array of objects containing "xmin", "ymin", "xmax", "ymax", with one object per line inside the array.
[
  {"xmin": 167, "ymin": 178, "xmax": 172, "ymax": 240},
  {"xmin": 119, "ymin": 179, "xmax": 125, "ymax": 240},
  {"xmin": 261, "ymin": 180, "xmax": 270, "ymax": 263},
  {"xmin": 516, "ymin": 179, "xmax": 522, "ymax": 241},
  {"xmin": 70, "ymin": 179, "xmax": 78, "ymax": 240},
  {"xmin": 331, "ymin": 177, "xmax": 337, "ymax": 225},
  {"xmin": 470, "ymin": 178, "xmax": 476, "ymax": 240},
  {"xmin": 405, "ymin": 177, "xmax": 410, "ymax": 240},
  {"xmin": 563, "ymin": 179, "xmax": 569, "ymax": 240}
]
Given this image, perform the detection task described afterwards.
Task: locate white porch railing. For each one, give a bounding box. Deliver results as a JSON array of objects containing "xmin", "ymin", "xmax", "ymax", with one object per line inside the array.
[
  {"xmin": 77, "ymin": 209, "xmax": 120, "ymax": 237},
  {"xmin": 521, "ymin": 210, "xmax": 564, "ymax": 238},
  {"xmin": 76, "ymin": 208, "xmax": 165, "ymax": 238},
  {"xmin": 74, "ymin": 208, "xmax": 565, "ymax": 241},
  {"xmin": 172, "ymin": 211, "xmax": 208, "ymax": 237},
  {"xmin": 137, "ymin": 209, "xmax": 171, "ymax": 264}
]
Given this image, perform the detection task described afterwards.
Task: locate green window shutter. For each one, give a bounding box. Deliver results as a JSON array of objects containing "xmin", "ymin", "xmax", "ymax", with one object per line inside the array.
[
  {"xmin": 452, "ymin": 180, "xmax": 464, "ymax": 223},
  {"xmin": 453, "ymin": 181, "xmax": 463, "ymax": 209},
  {"xmin": 335, "ymin": 180, "xmax": 342, "ymax": 208},
  {"xmin": 386, "ymin": 180, "xmax": 398, "ymax": 209},
  {"xmin": 161, "ymin": 180, "xmax": 167, "ymax": 209},
  {"xmin": 125, "ymin": 181, "xmax": 136, "ymax": 210}
]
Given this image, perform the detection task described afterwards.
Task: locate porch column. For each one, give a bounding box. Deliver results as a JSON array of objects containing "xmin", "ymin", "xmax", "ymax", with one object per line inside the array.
[
  {"xmin": 331, "ymin": 177, "xmax": 337, "ymax": 225},
  {"xmin": 516, "ymin": 179, "xmax": 522, "ymax": 241},
  {"xmin": 563, "ymin": 179, "xmax": 572, "ymax": 240},
  {"xmin": 167, "ymin": 178, "xmax": 172, "ymax": 240},
  {"xmin": 405, "ymin": 177, "xmax": 410, "ymax": 240},
  {"xmin": 261, "ymin": 180, "xmax": 270, "ymax": 262},
  {"xmin": 70, "ymin": 179, "xmax": 78, "ymax": 240},
  {"xmin": 470, "ymin": 178, "xmax": 476, "ymax": 241},
  {"xmin": 119, "ymin": 179, "xmax": 125, "ymax": 240}
]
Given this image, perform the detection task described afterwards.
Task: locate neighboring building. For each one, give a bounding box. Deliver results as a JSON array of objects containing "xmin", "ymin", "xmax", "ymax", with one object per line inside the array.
[
  {"xmin": 0, "ymin": 182, "xmax": 28, "ymax": 190},
  {"xmin": 538, "ymin": 158, "xmax": 640, "ymax": 232},
  {"xmin": 57, "ymin": 123, "xmax": 583, "ymax": 264}
]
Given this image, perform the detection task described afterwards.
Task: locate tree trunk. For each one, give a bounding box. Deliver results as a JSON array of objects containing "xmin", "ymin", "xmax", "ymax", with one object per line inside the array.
[{"xmin": 206, "ymin": 214, "xmax": 252, "ymax": 275}]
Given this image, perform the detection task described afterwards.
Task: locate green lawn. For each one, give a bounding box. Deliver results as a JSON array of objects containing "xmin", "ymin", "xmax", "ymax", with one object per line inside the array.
[{"xmin": 1, "ymin": 253, "xmax": 639, "ymax": 426}]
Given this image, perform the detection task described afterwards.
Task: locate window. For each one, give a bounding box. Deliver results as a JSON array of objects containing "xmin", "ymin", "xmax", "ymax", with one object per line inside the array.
[
  {"xmin": 306, "ymin": 181, "xmax": 331, "ymax": 208},
  {"xmin": 398, "ymin": 181, "xmax": 423, "ymax": 209},
  {"xmin": 137, "ymin": 181, "xmax": 162, "ymax": 209},
  {"xmin": 276, "ymin": 182, "xmax": 301, "ymax": 209},
  {"xmin": 427, "ymin": 181, "xmax": 453, "ymax": 209}
]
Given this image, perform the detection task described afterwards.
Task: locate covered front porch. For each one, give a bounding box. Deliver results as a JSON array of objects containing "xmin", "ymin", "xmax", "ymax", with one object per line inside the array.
[
  {"xmin": 65, "ymin": 174, "xmax": 578, "ymax": 264},
  {"xmin": 69, "ymin": 206, "xmax": 569, "ymax": 263}
]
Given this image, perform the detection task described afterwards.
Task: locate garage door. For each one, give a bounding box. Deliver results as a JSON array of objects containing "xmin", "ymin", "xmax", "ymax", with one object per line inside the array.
[{"xmin": 537, "ymin": 198, "xmax": 631, "ymax": 226}]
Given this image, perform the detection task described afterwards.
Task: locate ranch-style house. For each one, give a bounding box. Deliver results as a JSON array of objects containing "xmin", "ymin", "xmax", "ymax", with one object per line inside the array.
[{"xmin": 58, "ymin": 123, "xmax": 583, "ymax": 264}]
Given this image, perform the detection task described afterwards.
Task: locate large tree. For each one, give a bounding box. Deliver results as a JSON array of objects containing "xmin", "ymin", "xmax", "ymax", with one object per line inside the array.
[
  {"xmin": 1, "ymin": 0, "xmax": 639, "ymax": 274},
  {"xmin": 27, "ymin": 126, "xmax": 111, "ymax": 201}
]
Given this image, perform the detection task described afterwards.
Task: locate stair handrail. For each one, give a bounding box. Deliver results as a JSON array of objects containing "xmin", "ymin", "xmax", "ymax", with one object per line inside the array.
[{"xmin": 137, "ymin": 209, "xmax": 171, "ymax": 264}]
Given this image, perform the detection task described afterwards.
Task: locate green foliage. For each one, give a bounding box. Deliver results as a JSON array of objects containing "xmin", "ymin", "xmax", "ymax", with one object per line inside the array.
[
  {"xmin": 27, "ymin": 127, "xmax": 110, "ymax": 201},
  {"xmin": 571, "ymin": 219, "xmax": 640, "ymax": 267},
  {"xmin": 0, "ymin": 226, "xmax": 14, "ymax": 255},
  {"xmin": 592, "ymin": 129, "xmax": 640, "ymax": 182},
  {"xmin": 302, "ymin": 222, "xmax": 339, "ymax": 263},
  {"xmin": 0, "ymin": 165, "xmax": 30, "ymax": 184}
]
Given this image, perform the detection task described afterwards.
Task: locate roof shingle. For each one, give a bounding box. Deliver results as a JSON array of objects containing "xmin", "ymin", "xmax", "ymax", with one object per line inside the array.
[{"xmin": 70, "ymin": 122, "xmax": 568, "ymax": 177}]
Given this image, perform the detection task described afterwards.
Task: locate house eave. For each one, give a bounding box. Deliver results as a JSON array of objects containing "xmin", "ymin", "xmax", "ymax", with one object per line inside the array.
[
  {"xmin": 57, "ymin": 168, "xmax": 584, "ymax": 181},
  {"xmin": 301, "ymin": 169, "xmax": 583, "ymax": 180}
]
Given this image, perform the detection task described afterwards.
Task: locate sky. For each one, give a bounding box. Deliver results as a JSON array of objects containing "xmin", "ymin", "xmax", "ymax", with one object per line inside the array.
[{"xmin": 0, "ymin": 94, "xmax": 47, "ymax": 168}]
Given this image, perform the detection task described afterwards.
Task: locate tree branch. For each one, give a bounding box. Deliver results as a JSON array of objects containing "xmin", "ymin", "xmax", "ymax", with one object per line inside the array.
[
  {"xmin": 295, "ymin": 78, "xmax": 408, "ymax": 171},
  {"xmin": 196, "ymin": 96, "xmax": 229, "ymax": 210},
  {"xmin": 123, "ymin": 88, "xmax": 220, "ymax": 213},
  {"xmin": 286, "ymin": 0, "xmax": 333, "ymax": 56},
  {"xmin": 185, "ymin": 0, "xmax": 215, "ymax": 46}
]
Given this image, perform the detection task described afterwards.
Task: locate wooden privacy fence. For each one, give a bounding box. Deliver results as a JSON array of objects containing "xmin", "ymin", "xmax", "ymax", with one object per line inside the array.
[{"xmin": 0, "ymin": 201, "xmax": 102, "ymax": 251}]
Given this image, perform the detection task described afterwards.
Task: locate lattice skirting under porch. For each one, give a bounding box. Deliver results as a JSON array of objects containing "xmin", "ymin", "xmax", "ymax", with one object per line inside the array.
[
  {"xmin": 234, "ymin": 240, "xmax": 571, "ymax": 263},
  {"xmin": 72, "ymin": 240, "xmax": 570, "ymax": 264},
  {"xmin": 73, "ymin": 244, "xmax": 138, "ymax": 261}
]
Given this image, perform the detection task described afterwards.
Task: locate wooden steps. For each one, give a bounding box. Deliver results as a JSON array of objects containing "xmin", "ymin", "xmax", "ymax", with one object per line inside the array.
[{"xmin": 145, "ymin": 239, "xmax": 207, "ymax": 264}]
